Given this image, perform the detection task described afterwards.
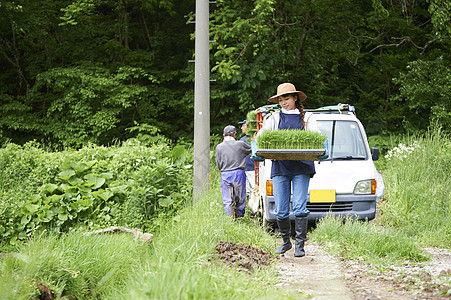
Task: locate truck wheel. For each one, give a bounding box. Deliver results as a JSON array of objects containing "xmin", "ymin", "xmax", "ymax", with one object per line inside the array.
[{"xmin": 260, "ymin": 197, "xmax": 275, "ymax": 232}]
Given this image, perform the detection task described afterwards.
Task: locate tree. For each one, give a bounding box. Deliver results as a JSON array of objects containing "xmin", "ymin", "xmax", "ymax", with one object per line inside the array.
[{"xmin": 392, "ymin": 57, "xmax": 451, "ymax": 133}]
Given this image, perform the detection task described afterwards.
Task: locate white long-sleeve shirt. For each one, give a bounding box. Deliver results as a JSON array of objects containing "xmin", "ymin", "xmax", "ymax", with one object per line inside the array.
[{"xmin": 257, "ymin": 109, "xmax": 321, "ymax": 137}]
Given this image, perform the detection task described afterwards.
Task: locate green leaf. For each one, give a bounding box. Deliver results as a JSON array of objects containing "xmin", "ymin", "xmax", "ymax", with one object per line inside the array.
[
  {"xmin": 84, "ymin": 174, "xmax": 105, "ymax": 189},
  {"xmin": 159, "ymin": 196, "xmax": 174, "ymax": 207},
  {"xmin": 59, "ymin": 169, "xmax": 76, "ymax": 181},
  {"xmin": 68, "ymin": 177, "xmax": 84, "ymax": 186},
  {"xmin": 43, "ymin": 183, "xmax": 59, "ymax": 194},
  {"xmin": 172, "ymin": 145, "xmax": 186, "ymax": 164},
  {"xmin": 109, "ymin": 185, "xmax": 127, "ymax": 194},
  {"xmin": 60, "ymin": 184, "xmax": 77, "ymax": 194},
  {"xmin": 71, "ymin": 161, "xmax": 96, "ymax": 173},
  {"xmin": 25, "ymin": 204, "xmax": 40, "ymax": 214},
  {"xmin": 58, "ymin": 213, "xmax": 68, "ymax": 221},
  {"xmin": 20, "ymin": 215, "xmax": 31, "ymax": 225},
  {"xmin": 74, "ymin": 197, "xmax": 94, "ymax": 211},
  {"xmin": 92, "ymin": 189, "xmax": 114, "ymax": 201},
  {"xmin": 100, "ymin": 172, "xmax": 113, "ymax": 179},
  {"xmin": 58, "ymin": 206, "xmax": 69, "ymax": 221}
]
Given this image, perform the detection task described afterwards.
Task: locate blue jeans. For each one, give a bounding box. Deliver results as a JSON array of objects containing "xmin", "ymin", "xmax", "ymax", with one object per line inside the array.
[
  {"xmin": 272, "ymin": 174, "xmax": 310, "ymax": 219},
  {"xmin": 220, "ymin": 169, "xmax": 246, "ymax": 216}
]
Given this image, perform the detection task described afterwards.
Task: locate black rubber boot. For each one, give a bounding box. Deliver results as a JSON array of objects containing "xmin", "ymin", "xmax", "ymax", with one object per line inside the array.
[
  {"xmin": 275, "ymin": 218, "xmax": 292, "ymax": 254},
  {"xmin": 294, "ymin": 216, "xmax": 308, "ymax": 257}
]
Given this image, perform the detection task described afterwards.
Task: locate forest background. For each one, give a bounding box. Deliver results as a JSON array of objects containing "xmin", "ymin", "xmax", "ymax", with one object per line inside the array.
[{"xmin": 1, "ymin": 0, "xmax": 450, "ymax": 148}]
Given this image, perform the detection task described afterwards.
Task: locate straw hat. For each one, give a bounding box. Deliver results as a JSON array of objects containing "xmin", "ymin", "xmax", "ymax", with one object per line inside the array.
[{"xmin": 268, "ymin": 83, "xmax": 307, "ymax": 103}]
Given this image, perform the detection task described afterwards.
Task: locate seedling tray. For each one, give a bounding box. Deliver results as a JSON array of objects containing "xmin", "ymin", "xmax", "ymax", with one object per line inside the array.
[{"xmin": 256, "ymin": 149, "xmax": 325, "ymax": 161}]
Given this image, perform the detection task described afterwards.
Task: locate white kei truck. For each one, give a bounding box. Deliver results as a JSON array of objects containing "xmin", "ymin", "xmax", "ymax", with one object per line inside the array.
[{"xmin": 248, "ymin": 104, "xmax": 384, "ymax": 228}]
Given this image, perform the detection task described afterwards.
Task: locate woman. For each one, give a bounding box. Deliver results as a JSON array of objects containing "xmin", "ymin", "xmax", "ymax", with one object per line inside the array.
[{"xmin": 256, "ymin": 82, "xmax": 326, "ymax": 257}]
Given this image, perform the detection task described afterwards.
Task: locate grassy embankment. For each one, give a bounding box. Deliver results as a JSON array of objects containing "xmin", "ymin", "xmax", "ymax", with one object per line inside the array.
[
  {"xmin": 311, "ymin": 128, "xmax": 450, "ymax": 264},
  {"xmin": 0, "ymin": 173, "xmax": 298, "ymax": 299}
]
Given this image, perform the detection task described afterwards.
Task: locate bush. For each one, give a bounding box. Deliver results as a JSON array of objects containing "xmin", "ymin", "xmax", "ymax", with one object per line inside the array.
[{"xmin": 0, "ymin": 138, "xmax": 193, "ymax": 248}]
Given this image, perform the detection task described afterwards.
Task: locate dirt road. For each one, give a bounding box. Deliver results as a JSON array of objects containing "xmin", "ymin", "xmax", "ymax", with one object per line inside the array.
[
  {"xmin": 275, "ymin": 240, "xmax": 451, "ymax": 299},
  {"xmin": 276, "ymin": 242, "xmax": 352, "ymax": 299}
]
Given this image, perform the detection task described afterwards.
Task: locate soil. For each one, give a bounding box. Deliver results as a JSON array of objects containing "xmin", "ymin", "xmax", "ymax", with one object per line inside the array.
[
  {"xmin": 211, "ymin": 240, "xmax": 451, "ymax": 299},
  {"xmin": 209, "ymin": 241, "xmax": 275, "ymax": 272}
]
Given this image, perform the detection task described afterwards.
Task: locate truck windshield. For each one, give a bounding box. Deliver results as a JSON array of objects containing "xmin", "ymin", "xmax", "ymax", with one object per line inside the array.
[{"xmin": 317, "ymin": 120, "xmax": 368, "ymax": 160}]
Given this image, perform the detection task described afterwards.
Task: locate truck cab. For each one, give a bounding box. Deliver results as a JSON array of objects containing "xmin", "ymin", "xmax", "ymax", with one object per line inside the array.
[{"xmin": 248, "ymin": 104, "xmax": 383, "ymax": 227}]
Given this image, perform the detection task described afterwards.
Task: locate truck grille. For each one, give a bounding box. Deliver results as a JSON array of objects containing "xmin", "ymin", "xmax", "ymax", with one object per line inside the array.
[{"xmin": 307, "ymin": 202, "xmax": 353, "ymax": 212}]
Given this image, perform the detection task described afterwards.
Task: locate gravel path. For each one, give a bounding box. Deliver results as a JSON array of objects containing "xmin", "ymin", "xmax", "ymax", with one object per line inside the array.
[{"xmin": 274, "ymin": 240, "xmax": 451, "ymax": 299}]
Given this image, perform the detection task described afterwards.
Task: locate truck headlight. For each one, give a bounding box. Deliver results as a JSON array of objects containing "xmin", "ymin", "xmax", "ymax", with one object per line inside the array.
[{"xmin": 353, "ymin": 179, "xmax": 376, "ymax": 195}]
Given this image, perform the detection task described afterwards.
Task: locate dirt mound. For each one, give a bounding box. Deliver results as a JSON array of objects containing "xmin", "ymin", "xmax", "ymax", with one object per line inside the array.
[{"xmin": 210, "ymin": 241, "xmax": 276, "ymax": 272}]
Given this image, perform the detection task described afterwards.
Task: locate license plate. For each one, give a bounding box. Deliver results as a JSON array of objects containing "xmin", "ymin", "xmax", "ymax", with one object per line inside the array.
[{"xmin": 310, "ymin": 190, "xmax": 336, "ymax": 203}]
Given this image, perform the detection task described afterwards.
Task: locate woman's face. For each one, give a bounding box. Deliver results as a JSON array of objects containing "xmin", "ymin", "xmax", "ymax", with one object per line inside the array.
[{"xmin": 278, "ymin": 94, "xmax": 297, "ymax": 110}]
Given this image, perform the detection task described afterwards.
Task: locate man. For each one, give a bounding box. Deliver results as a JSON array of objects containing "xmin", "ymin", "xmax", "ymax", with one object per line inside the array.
[
  {"xmin": 215, "ymin": 125, "xmax": 251, "ymax": 217},
  {"xmin": 238, "ymin": 120, "xmax": 255, "ymax": 198}
]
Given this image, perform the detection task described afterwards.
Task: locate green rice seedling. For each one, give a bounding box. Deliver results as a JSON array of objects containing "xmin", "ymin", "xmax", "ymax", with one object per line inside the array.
[
  {"xmin": 245, "ymin": 111, "xmax": 258, "ymax": 135},
  {"xmin": 257, "ymin": 129, "xmax": 327, "ymax": 149}
]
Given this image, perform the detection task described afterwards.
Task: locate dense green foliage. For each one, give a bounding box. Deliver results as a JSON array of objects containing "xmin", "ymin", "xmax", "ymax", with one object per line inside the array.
[
  {"xmin": 0, "ymin": 0, "xmax": 450, "ymax": 147},
  {"xmin": 0, "ymin": 136, "xmax": 192, "ymax": 248}
]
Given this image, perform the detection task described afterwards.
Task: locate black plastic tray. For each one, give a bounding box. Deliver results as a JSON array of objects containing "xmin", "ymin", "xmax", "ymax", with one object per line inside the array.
[{"xmin": 256, "ymin": 149, "xmax": 325, "ymax": 161}]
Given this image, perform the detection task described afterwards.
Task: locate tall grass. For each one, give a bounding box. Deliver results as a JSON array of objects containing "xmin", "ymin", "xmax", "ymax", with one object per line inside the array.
[
  {"xmin": 0, "ymin": 232, "xmax": 151, "ymax": 299},
  {"xmin": 109, "ymin": 179, "xmax": 291, "ymax": 299},
  {"xmin": 310, "ymin": 215, "xmax": 429, "ymax": 265},
  {"xmin": 0, "ymin": 174, "xmax": 299, "ymax": 299},
  {"xmin": 378, "ymin": 128, "xmax": 450, "ymax": 247}
]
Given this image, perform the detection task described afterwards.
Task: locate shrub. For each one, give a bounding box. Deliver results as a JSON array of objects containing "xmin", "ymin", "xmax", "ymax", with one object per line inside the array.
[{"xmin": 0, "ymin": 138, "xmax": 193, "ymax": 248}]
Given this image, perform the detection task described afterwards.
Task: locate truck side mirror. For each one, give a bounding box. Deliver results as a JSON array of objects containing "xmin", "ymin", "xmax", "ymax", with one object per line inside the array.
[{"xmin": 371, "ymin": 147, "xmax": 380, "ymax": 161}]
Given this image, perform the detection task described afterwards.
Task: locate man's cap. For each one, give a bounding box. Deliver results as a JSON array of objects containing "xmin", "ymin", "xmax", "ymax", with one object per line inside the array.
[
  {"xmin": 238, "ymin": 119, "xmax": 247, "ymax": 124},
  {"xmin": 223, "ymin": 125, "xmax": 236, "ymax": 136}
]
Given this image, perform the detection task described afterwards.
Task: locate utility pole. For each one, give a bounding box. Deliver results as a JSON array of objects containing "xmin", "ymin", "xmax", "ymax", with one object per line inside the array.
[{"xmin": 193, "ymin": 0, "xmax": 210, "ymax": 201}]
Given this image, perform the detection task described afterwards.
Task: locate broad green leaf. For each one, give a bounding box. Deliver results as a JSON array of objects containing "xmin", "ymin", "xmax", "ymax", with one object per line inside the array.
[
  {"xmin": 172, "ymin": 145, "xmax": 186, "ymax": 164},
  {"xmin": 44, "ymin": 183, "xmax": 59, "ymax": 194},
  {"xmin": 84, "ymin": 174, "xmax": 105, "ymax": 189},
  {"xmin": 58, "ymin": 213, "xmax": 68, "ymax": 221},
  {"xmin": 109, "ymin": 185, "xmax": 127, "ymax": 194},
  {"xmin": 75, "ymin": 197, "xmax": 94, "ymax": 211},
  {"xmin": 20, "ymin": 215, "xmax": 31, "ymax": 225},
  {"xmin": 60, "ymin": 184, "xmax": 77, "ymax": 194},
  {"xmin": 70, "ymin": 161, "xmax": 96, "ymax": 173},
  {"xmin": 100, "ymin": 172, "xmax": 113, "ymax": 179},
  {"xmin": 69, "ymin": 177, "xmax": 84, "ymax": 186},
  {"xmin": 59, "ymin": 169, "xmax": 76, "ymax": 181},
  {"xmin": 25, "ymin": 204, "xmax": 40, "ymax": 214},
  {"xmin": 92, "ymin": 189, "xmax": 114, "ymax": 201},
  {"xmin": 50, "ymin": 194, "xmax": 63, "ymax": 203},
  {"xmin": 159, "ymin": 196, "xmax": 174, "ymax": 207}
]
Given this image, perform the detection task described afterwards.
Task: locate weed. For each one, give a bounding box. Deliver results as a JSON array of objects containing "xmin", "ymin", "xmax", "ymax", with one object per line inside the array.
[
  {"xmin": 378, "ymin": 128, "xmax": 451, "ymax": 247},
  {"xmin": 310, "ymin": 215, "xmax": 430, "ymax": 265}
]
